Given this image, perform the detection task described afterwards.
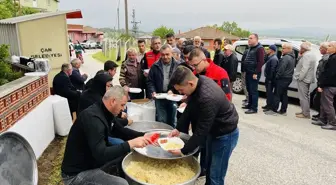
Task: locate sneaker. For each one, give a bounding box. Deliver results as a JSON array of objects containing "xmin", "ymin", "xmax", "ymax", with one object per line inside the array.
[
  {"xmin": 263, "ymin": 108, "xmax": 271, "ymax": 112},
  {"xmin": 278, "ymin": 111, "xmax": 287, "ymax": 116},
  {"xmin": 312, "ymin": 120, "xmax": 327, "ymax": 126},
  {"xmin": 245, "ymin": 109, "xmax": 257, "ymax": 114},
  {"xmin": 265, "ymin": 110, "xmax": 277, "ymax": 115},
  {"xmin": 262, "ymin": 105, "xmax": 269, "ymax": 109},
  {"xmin": 296, "ymin": 114, "xmax": 311, "ymax": 119},
  {"xmin": 321, "ymin": 124, "xmax": 336, "ymax": 130},
  {"xmin": 312, "ymin": 114, "xmax": 320, "ymax": 118},
  {"xmin": 295, "ymin": 112, "xmax": 303, "ymax": 115}
]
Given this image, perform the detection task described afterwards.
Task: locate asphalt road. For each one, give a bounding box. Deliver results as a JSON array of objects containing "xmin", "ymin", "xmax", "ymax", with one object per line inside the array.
[{"xmin": 82, "ymin": 52, "xmax": 336, "ymax": 185}]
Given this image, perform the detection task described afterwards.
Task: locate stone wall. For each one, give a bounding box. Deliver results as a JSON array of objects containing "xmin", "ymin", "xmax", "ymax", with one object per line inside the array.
[{"xmin": 0, "ymin": 75, "xmax": 50, "ymax": 133}]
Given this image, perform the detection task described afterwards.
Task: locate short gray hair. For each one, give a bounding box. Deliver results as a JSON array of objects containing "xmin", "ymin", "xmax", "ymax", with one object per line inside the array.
[
  {"xmin": 301, "ymin": 42, "xmax": 312, "ymax": 51},
  {"xmin": 103, "ymin": 85, "xmax": 127, "ymax": 101},
  {"xmin": 178, "ymin": 38, "xmax": 186, "ymax": 42},
  {"xmin": 70, "ymin": 58, "xmax": 81, "ymax": 67},
  {"xmin": 282, "ymin": 43, "xmax": 293, "ymax": 50},
  {"xmin": 151, "ymin": 36, "xmax": 161, "ymax": 44},
  {"xmin": 194, "ymin": 36, "xmax": 201, "ymax": 41},
  {"xmin": 61, "ymin": 63, "xmax": 71, "ymax": 71},
  {"xmin": 320, "ymin": 42, "xmax": 329, "ymax": 49},
  {"xmin": 160, "ymin": 44, "xmax": 172, "ymax": 52},
  {"xmin": 126, "ymin": 48, "xmax": 138, "ymax": 55}
]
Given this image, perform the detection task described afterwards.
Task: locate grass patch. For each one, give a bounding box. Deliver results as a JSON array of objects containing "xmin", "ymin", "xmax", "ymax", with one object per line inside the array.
[
  {"xmin": 47, "ymin": 137, "xmax": 67, "ymax": 185},
  {"xmin": 37, "ymin": 136, "xmax": 67, "ymax": 185},
  {"xmin": 92, "ymin": 47, "xmax": 126, "ymax": 66}
]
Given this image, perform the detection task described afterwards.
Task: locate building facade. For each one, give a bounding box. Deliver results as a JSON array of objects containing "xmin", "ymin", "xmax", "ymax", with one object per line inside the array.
[
  {"xmin": 68, "ymin": 24, "xmax": 104, "ymax": 43},
  {"xmin": 175, "ymin": 27, "xmax": 240, "ymax": 50},
  {"xmin": 19, "ymin": 0, "xmax": 59, "ymax": 12}
]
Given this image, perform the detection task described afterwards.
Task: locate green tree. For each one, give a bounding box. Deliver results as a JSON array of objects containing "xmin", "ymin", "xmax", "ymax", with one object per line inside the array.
[
  {"xmin": 152, "ymin": 26, "xmax": 174, "ymax": 39},
  {"xmin": 0, "ymin": 0, "xmax": 39, "ymax": 20},
  {"xmin": 209, "ymin": 21, "xmax": 251, "ymax": 38},
  {"xmin": 0, "ymin": 44, "xmax": 23, "ymax": 85}
]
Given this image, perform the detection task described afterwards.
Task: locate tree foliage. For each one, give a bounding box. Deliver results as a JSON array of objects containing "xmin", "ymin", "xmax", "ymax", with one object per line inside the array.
[
  {"xmin": 208, "ymin": 21, "xmax": 251, "ymax": 38},
  {"xmin": 0, "ymin": 45, "xmax": 23, "ymax": 85},
  {"xmin": 152, "ymin": 26, "xmax": 174, "ymax": 39},
  {"xmin": 0, "ymin": 0, "xmax": 39, "ymax": 20}
]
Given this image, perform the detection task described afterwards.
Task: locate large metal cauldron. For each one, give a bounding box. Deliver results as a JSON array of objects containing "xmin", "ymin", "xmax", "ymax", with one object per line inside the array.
[
  {"xmin": 122, "ymin": 152, "xmax": 201, "ymax": 185},
  {"xmin": 126, "ymin": 121, "xmax": 174, "ymax": 132},
  {"xmin": 0, "ymin": 132, "xmax": 38, "ymax": 185}
]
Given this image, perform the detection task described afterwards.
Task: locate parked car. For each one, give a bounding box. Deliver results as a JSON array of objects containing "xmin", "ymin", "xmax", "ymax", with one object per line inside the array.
[
  {"xmin": 232, "ymin": 38, "xmax": 322, "ymax": 106},
  {"xmin": 81, "ymin": 40, "xmax": 97, "ymax": 49}
]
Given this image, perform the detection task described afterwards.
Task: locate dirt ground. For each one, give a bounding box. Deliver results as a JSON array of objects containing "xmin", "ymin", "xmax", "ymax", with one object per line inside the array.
[{"xmin": 37, "ymin": 136, "xmax": 66, "ymax": 185}]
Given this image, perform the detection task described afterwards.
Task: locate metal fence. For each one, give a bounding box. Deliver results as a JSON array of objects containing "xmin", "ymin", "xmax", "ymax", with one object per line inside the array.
[{"xmin": 101, "ymin": 38, "xmax": 140, "ymax": 61}]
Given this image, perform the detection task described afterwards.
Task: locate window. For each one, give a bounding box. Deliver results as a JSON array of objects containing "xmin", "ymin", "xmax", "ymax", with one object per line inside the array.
[
  {"xmin": 203, "ymin": 41, "xmax": 210, "ymax": 47},
  {"xmin": 235, "ymin": 45, "xmax": 248, "ymax": 55},
  {"xmin": 47, "ymin": 0, "xmax": 51, "ymax": 6}
]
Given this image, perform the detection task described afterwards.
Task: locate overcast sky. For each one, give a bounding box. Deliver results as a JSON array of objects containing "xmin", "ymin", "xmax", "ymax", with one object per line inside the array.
[{"xmin": 60, "ymin": 0, "xmax": 336, "ymax": 32}]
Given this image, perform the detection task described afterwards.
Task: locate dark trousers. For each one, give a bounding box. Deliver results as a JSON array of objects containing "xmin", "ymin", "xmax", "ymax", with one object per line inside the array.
[
  {"xmin": 313, "ymin": 91, "xmax": 321, "ymax": 113},
  {"xmin": 129, "ymin": 91, "xmax": 145, "ymax": 100},
  {"xmin": 155, "ymin": 99, "xmax": 176, "ymax": 127},
  {"xmin": 320, "ymin": 87, "xmax": 336, "ymax": 124},
  {"xmin": 272, "ymin": 78, "xmax": 292, "ymax": 112},
  {"xmin": 246, "ymin": 72, "xmax": 261, "ymax": 111},
  {"xmin": 265, "ymin": 79, "xmax": 276, "ymax": 108}
]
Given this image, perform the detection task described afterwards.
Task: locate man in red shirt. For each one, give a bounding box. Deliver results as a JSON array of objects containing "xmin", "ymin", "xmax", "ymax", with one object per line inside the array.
[{"xmin": 189, "ymin": 48, "xmax": 232, "ymax": 101}]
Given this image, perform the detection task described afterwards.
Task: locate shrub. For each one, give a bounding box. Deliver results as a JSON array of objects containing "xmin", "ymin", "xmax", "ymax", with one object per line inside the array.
[{"xmin": 0, "ymin": 44, "xmax": 23, "ymax": 86}]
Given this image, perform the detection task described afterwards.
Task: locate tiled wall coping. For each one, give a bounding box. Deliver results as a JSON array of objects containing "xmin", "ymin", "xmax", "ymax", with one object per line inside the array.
[{"xmin": 0, "ymin": 76, "xmax": 39, "ymax": 99}]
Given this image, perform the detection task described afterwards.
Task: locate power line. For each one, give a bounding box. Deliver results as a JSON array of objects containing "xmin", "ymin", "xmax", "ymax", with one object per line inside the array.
[{"xmin": 131, "ymin": 9, "xmax": 141, "ymax": 37}]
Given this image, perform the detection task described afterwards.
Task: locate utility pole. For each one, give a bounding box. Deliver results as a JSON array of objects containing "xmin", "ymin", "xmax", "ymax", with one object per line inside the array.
[
  {"xmin": 124, "ymin": 0, "xmax": 129, "ymax": 35},
  {"xmin": 131, "ymin": 9, "xmax": 141, "ymax": 37}
]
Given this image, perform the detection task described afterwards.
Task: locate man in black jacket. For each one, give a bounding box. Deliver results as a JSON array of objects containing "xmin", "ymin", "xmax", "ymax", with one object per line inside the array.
[
  {"xmin": 147, "ymin": 44, "xmax": 179, "ymax": 127},
  {"xmin": 53, "ymin": 63, "xmax": 81, "ymax": 119},
  {"xmin": 223, "ymin": 44, "xmax": 239, "ymax": 88},
  {"xmin": 168, "ymin": 66, "xmax": 239, "ymax": 185},
  {"xmin": 262, "ymin": 45, "xmax": 279, "ymax": 111},
  {"xmin": 213, "ymin": 38, "xmax": 225, "ymax": 65},
  {"xmin": 61, "ymin": 86, "xmax": 151, "ymax": 185},
  {"xmin": 265, "ymin": 43, "xmax": 295, "ymax": 116},
  {"xmin": 70, "ymin": 58, "xmax": 88, "ymax": 90},
  {"xmin": 193, "ymin": 36, "xmax": 211, "ymax": 58},
  {"xmin": 319, "ymin": 41, "xmax": 336, "ymax": 130}
]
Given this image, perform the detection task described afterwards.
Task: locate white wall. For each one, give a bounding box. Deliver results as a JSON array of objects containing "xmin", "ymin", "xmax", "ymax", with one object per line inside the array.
[{"xmin": 9, "ymin": 97, "xmax": 55, "ymax": 159}]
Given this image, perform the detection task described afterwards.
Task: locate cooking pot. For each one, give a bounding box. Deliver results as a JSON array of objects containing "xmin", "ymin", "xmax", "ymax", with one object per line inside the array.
[
  {"xmin": 126, "ymin": 121, "xmax": 174, "ymax": 132},
  {"xmin": 0, "ymin": 131, "xmax": 38, "ymax": 185},
  {"xmin": 122, "ymin": 152, "xmax": 200, "ymax": 185}
]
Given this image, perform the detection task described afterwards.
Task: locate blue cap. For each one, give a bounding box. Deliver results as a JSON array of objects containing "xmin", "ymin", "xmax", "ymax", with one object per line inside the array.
[{"xmin": 269, "ymin": 45, "xmax": 277, "ymax": 52}]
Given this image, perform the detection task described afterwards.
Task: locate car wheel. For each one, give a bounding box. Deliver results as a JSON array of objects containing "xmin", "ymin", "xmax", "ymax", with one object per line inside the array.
[{"xmin": 232, "ymin": 74, "xmax": 244, "ymax": 94}]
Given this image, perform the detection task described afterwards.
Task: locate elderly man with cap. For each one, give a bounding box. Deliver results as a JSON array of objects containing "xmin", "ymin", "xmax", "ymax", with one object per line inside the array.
[
  {"xmin": 262, "ymin": 45, "xmax": 279, "ymax": 111},
  {"xmin": 223, "ymin": 44, "xmax": 238, "ymax": 90}
]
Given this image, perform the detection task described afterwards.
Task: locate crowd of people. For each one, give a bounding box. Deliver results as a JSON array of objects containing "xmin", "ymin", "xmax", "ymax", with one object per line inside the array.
[{"xmin": 51, "ymin": 32, "xmax": 336, "ymax": 185}]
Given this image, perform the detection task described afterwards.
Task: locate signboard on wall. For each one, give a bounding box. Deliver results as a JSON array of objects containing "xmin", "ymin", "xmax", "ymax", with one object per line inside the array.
[{"xmin": 30, "ymin": 48, "xmax": 63, "ymax": 59}]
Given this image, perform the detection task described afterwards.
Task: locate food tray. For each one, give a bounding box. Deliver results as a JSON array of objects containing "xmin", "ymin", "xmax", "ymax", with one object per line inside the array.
[{"xmin": 133, "ymin": 129, "xmax": 199, "ymax": 160}]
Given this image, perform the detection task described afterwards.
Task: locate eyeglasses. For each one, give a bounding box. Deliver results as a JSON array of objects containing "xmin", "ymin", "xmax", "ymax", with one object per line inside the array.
[{"xmin": 191, "ymin": 59, "xmax": 204, "ymax": 67}]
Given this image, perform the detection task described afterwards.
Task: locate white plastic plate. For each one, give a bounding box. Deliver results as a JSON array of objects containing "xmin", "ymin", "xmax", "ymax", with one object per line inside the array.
[
  {"xmin": 144, "ymin": 69, "xmax": 150, "ymax": 73},
  {"xmin": 129, "ymin": 88, "xmax": 142, "ymax": 93},
  {"xmin": 166, "ymin": 94, "xmax": 184, "ymax": 102},
  {"xmin": 158, "ymin": 137, "xmax": 185, "ymax": 151},
  {"xmin": 154, "ymin": 93, "xmax": 168, "ymax": 99}
]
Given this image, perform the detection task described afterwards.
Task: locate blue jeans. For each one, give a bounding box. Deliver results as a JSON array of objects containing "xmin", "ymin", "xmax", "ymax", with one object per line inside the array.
[
  {"xmin": 205, "ymin": 128, "xmax": 239, "ymax": 185},
  {"xmin": 108, "ymin": 137, "xmax": 124, "ymax": 145},
  {"xmin": 155, "ymin": 99, "xmax": 176, "ymax": 127},
  {"xmin": 246, "ymin": 73, "xmax": 261, "ymax": 111}
]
